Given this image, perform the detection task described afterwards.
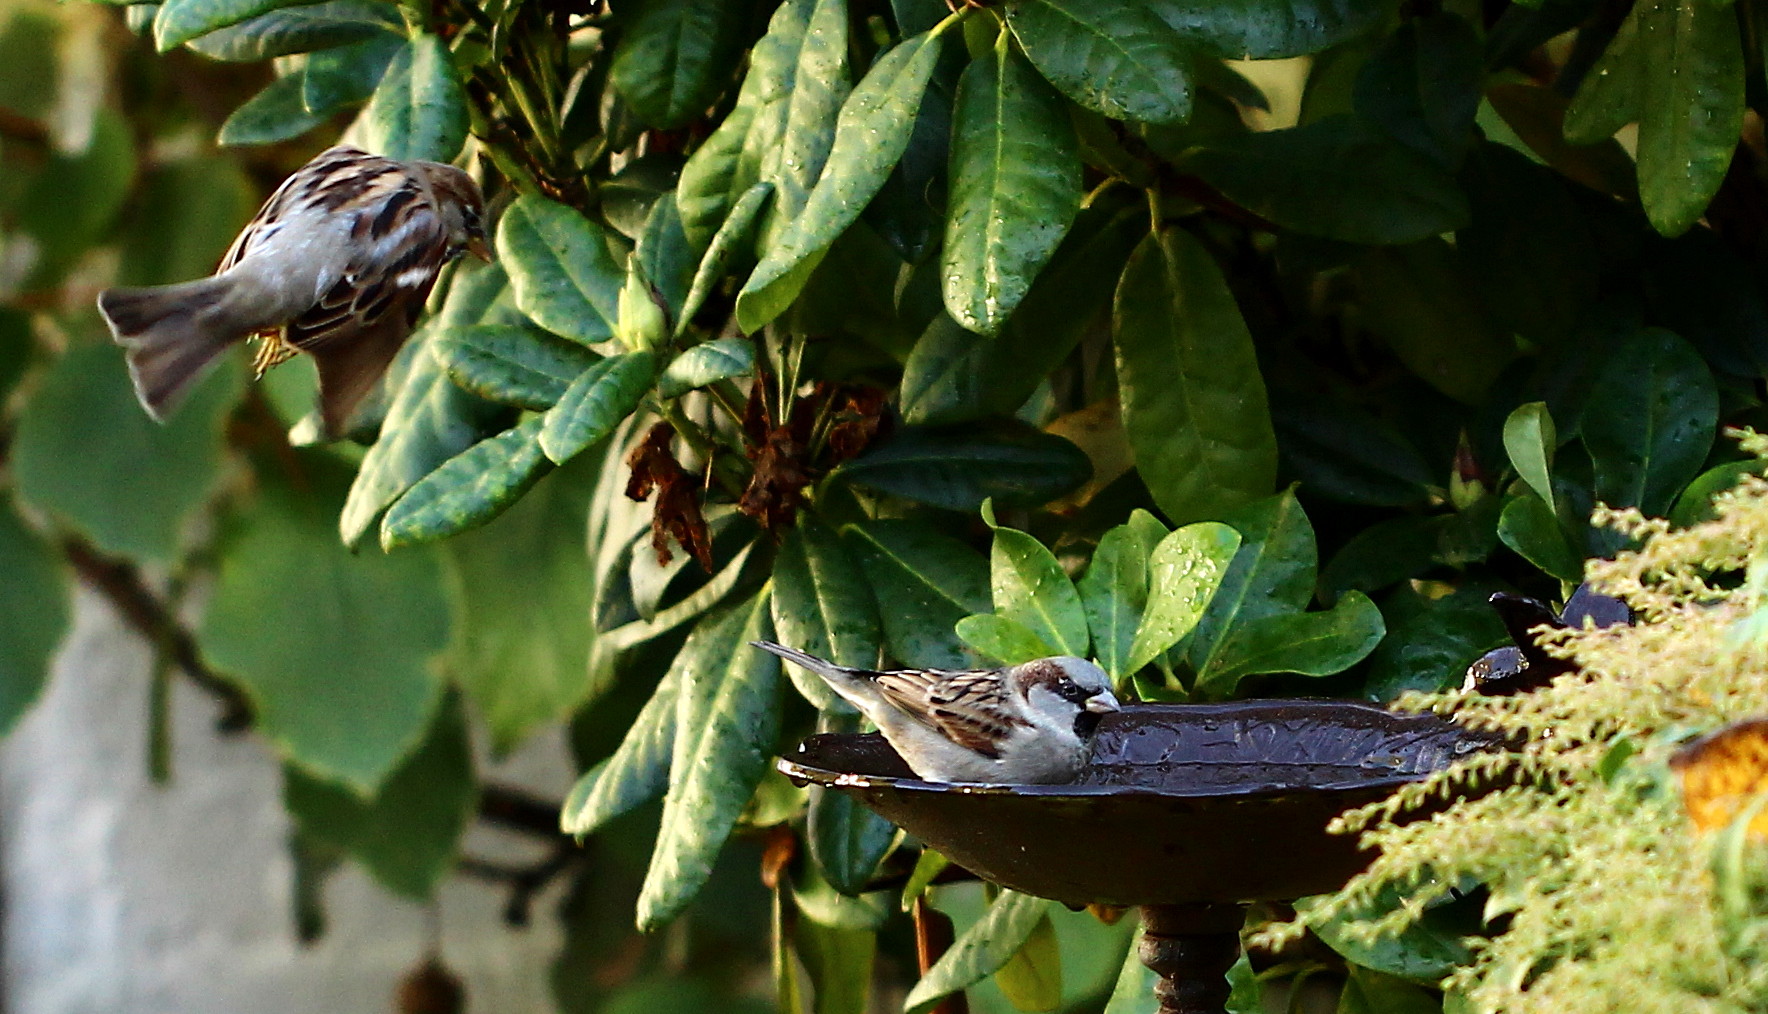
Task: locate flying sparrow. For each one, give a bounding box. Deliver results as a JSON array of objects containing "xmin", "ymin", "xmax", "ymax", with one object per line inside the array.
[
  {"xmin": 752, "ymin": 640, "xmax": 1122, "ymax": 785},
  {"xmin": 97, "ymin": 145, "xmax": 491, "ymax": 439}
]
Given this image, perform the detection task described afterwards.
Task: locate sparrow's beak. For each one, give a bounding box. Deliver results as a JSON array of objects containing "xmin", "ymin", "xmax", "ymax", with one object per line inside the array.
[
  {"xmin": 466, "ymin": 235, "xmax": 494, "ymax": 262},
  {"xmin": 1085, "ymin": 692, "xmax": 1121, "ymax": 714}
]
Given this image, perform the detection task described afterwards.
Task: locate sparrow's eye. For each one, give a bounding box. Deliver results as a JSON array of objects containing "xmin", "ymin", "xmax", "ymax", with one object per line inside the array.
[{"xmin": 1055, "ymin": 678, "xmax": 1092, "ymax": 703}]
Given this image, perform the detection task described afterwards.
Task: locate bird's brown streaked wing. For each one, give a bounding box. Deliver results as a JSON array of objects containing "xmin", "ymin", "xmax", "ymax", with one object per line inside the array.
[
  {"xmin": 220, "ymin": 147, "xmax": 404, "ymax": 273},
  {"xmin": 286, "ymin": 190, "xmax": 449, "ymax": 353},
  {"xmin": 871, "ymin": 670, "xmax": 1027, "ymax": 760}
]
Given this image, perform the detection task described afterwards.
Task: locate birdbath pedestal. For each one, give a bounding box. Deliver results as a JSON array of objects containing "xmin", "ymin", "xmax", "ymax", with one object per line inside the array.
[{"xmin": 778, "ymin": 700, "xmax": 1488, "ymax": 1014}]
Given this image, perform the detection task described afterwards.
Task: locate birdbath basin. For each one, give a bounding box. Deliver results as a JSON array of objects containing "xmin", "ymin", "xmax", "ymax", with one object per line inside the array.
[{"xmin": 777, "ymin": 700, "xmax": 1490, "ymax": 1014}]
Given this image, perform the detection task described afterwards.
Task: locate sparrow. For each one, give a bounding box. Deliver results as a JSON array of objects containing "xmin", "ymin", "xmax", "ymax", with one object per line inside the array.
[
  {"xmin": 752, "ymin": 640, "xmax": 1122, "ymax": 785},
  {"xmin": 97, "ymin": 145, "xmax": 491, "ymax": 439}
]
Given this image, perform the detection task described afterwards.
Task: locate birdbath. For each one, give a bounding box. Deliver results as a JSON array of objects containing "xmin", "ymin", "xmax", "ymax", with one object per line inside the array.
[{"xmin": 777, "ymin": 700, "xmax": 1490, "ymax": 1014}]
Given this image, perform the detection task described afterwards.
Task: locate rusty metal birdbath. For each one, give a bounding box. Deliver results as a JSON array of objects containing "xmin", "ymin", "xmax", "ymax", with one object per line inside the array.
[{"xmin": 778, "ymin": 700, "xmax": 1490, "ymax": 1014}]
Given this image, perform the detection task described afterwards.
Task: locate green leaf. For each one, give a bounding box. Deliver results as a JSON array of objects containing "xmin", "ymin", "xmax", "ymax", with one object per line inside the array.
[
  {"xmin": 497, "ymin": 195, "xmax": 627, "ymax": 346},
  {"xmin": 1336, "ymin": 965, "xmax": 1442, "ymax": 1014},
  {"xmin": 561, "ymin": 667, "xmax": 678, "ymax": 836},
  {"xmin": 442, "ymin": 459, "xmax": 599, "ymax": 752},
  {"xmin": 993, "ymin": 913, "xmax": 1062, "ymax": 1012},
  {"xmin": 610, "ymin": 0, "xmax": 750, "ymax": 129},
  {"xmin": 1077, "ymin": 522, "xmax": 1150, "ymax": 683},
  {"xmin": 1113, "ymin": 228, "xmax": 1277, "ymax": 524},
  {"xmin": 658, "ymin": 338, "xmax": 754, "ymax": 399},
  {"xmin": 834, "ymin": 420, "xmax": 1092, "ymax": 512},
  {"xmin": 431, "ymin": 324, "xmax": 600, "ymax": 410},
  {"xmin": 906, "ymin": 891, "xmax": 1049, "ymax": 1014},
  {"xmin": 795, "ymin": 915, "xmax": 877, "ymax": 1014},
  {"xmin": 1103, "ymin": 927, "xmax": 1159, "ymax": 1014},
  {"xmin": 985, "ymin": 518, "xmax": 1088, "ymax": 657},
  {"xmin": 1147, "ymin": 0, "xmax": 1384, "ymax": 59},
  {"xmin": 183, "ymin": 0, "xmax": 395, "ymax": 60},
  {"xmin": 637, "ymin": 590, "xmax": 782, "ymax": 930},
  {"xmin": 202, "ymin": 466, "xmax": 451, "ymax": 792},
  {"xmin": 845, "ymin": 520, "xmax": 990, "ymax": 668},
  {"xmin": 114, "ymin": 152, "xmax": 255, "ymax": 288},
  {"xmin": 1127, "ymin": 521, "xmax": 1241, "ymax": 675},
  {"xmin": 1353, "ymin": 238, "xmax": 1515, "ymax": 404},
  {"xmin": 942, "ymin": 35, "xmax": 1081, "ymax": 336},
  {"xmin": 1196, "ymin": 591, "xmax": 1385, "ymax": 696},
  {"xmin": 808, "ymin": 783, "xmax": 898, "ymax": 897},
  {"xmin": 338, "ymin": 267, "xmax": 514, "ymax": 548},
  {"xmin": 219, "ymin": 73, "xmax": 327, "ymax": 146},
  {"xmin": 737, "ymin": 27, "xmax": 945, "ymax": 331},
  {"xmin": 380, "ymin": 416, "xmax": 551, "ymax": 550},
  {"xmin": 1184, "ymin": 489, "xmax": 1317, "ymax": 676},
  {"xmin": 0, "ymin": 503, "xmax": 69, "ymax": 737},
  {"xmin": 1361, "ymin": 585, "xmax": 1508, "ymax": 701},
  {"xmin": 283, "ymin": 693, "xmax": 476, "ymax": 900},
  {"xmin": 15, "ymin": 111, "xmax": 137, "ymax": 287},
  {"xmin": 1671, "ymin": 459, "xmax": 1763, "ymax": 528},
  {"xmin": 1582, "ymin": 328, "xmax": 1717, "ymax": 515},
  {"xmin": 1180, "ymin": 116, "xmax": 1470, "ymax": 245},
  {"xmin": 1271, "ymin": 398, "xmax": 1434, "ymax": 507},
  {"xmin": 597, "ymin": 541, "xmax": 760, "ymax": 653},
  {"xmin": 956, "ymin": 613, "xmax": 1058, "ymax": 664},
  {"xmin": 1350, "ymin": 12, "xmax": 1482, "ymax": 169},
  {"xmin": 1498, "ymin": 492, "xmax": 1583, "ymax": 583},
  {"xmin": 674, "ymin": 0, "xmax": 813, "ymax": 247},
  {"xmin": 1503, "ymin": 401, "xmax": 1557, "ymax": 513},
  {"xmin": 757, "ymin": 0, "xmax": 851, "ymax": 242},
  {"xmin": 677, "ymin": 183, "xmax": 773, "ymax": 335},
  {"xmin": 1564, "ymin": 0, "xmax": 1743, "ymax": 236},
  {"xmin": 155, "ymin": 0, "xmax": 332, "ymax": 50},
  {"xmin": 539, "ymin": 351, "xmax": 659, "ymax": 465},
  {"xmin": 1007, "ymin": 0, "xmax": 1192, "ymax": 125},
  {"xmin": 303, "ymin": 31, "xmax": 403, "ymax": 113},
  {"xmin": 771, "ymin": 519, "xmax": 882, "ymax": 712},
  {"xmin": 901, "ymin": 849, "xmax": 950, "ymax": 910},
  {"xmin": 359, "ymin": 33, "xmax": 468, "ymax": 163},
  {"xmin": 1225, "ymin": 952, "xmax": 1263, "ymax": 1014},
  {"xmin": 636, "ymin": 193, "xmax": 697, "ymax": 321},
  {"xmin": 12, "ymin": 342, "xmax": 240, "ymax": 565}
]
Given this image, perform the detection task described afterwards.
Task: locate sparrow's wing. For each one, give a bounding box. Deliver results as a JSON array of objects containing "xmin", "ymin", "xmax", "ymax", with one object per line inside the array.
[
  {"xmin": 220, "ymin": 147, "xmax": 395, "ymax": 273},
  {"xmin": 871, "ymin": 669, "xmax": 1028, "ymax": 760},
  {"xmin": 309, "ymin": 310, "xmax": 413, "ymax": 439}
]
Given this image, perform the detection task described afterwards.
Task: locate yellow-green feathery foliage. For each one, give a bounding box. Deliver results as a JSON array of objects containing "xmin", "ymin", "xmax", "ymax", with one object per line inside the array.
[{"xmin": 1258, "ymin": 434, "xmax": 1768, "ymax": 1013}]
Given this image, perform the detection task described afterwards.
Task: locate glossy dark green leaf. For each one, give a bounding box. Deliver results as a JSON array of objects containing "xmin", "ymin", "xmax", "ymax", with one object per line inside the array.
[
  {"xmin": 955, "ymin": 614, "xmax": 1056, "ymax": 664},
  {"xmin": 203, "ymin": 466, "xmax": 451, "ymax": 791},
  {"xmin": 943, "ymin": 36, "xmax": 1080, "ymax": 336},
  {"xmin": 1196, "ymin": 591, "xmax": 1384, "ymax": 696},
  {"xmin": 637, "ymin": 590, "xmax": 781, "ymax": 930},
  {"xmin": 794, "ymin": 910, "xmax": 877, "ymax": 1013},
  {"xmin": 1297, "ymin": 881, "xmax": 1478, "ymax": 984},
  {"xmin": 0, "ymin": 503, "xmax": 68, "ymax": 738},
  {"xmin": 636, "ymin": 193, "xmax": 697, "ymax": 321},
  {"xmin": 864, "ymin": 36, "xmax": 954, "ymax": 265},
  {"xmin": 380, "ymin": 416, "xmax": 551, "ymax": 550},
  {"xmin": 597, "ymin": 542, "xmax": 759, "ymax": 654},
  {"xmin": 1671, "ymin": 460, "xmax": 1762, "ymax": 528},
  {"xmin": 340, "ymin": 265, "xmax": 514, "ymax": 548},
  {"xmin": 984, "ymin": 517, "xmax": 1088, "ymax": 657},
  {"xmin": 808, "ymin": 782, "xmax": 897, "ymax": 897},
  {"xmin": 992, "ymin": 913, "xmax": 1062, "ymax": 1011},
  {"xmin": 1128, "ymin": 522, "xmax": 1241, "ymax": 675},
  {"xmin": 359, "ymin": 33, "xmax": 468, "ymax": 163},
  {"xmin": 835, "ymin": 420, "xmax": 1091, "ymax": 512},
  {"xmin": 497, "ymin": 195, "xmax": 626, "ymax": 346},
  {"xmin": 1007, "ymin": 0, "xmax": 1192, "ymax": 125},
  {"xmin": 902, "ymin": 202, "xmax": 1142, "ymax": 426},
  {"xmin": 677, "ymin": 183, "xmax": 773, "ymax": 335},
  {"xmin": 540, "ymin": 351, "xmax": 659, "ymax": 465},
  {"xmin": 659, "ymin": 338, "xmax": 754, "ymax": 399},
  {"xmin": 302, "ymin": 31, "xmax": 403, "ymax": 113},
  {"xmin": 1563, "ymin": 0, "xmax": 1742, "ymax": 237},
  {"xmin": 844, "ymin": 520, "xmax": 990, "ymax": 668},
  {"xmin": 737, "ymin": 27, "xmax": 945, "ymax": 331},
  {"xmin": 183, "ymin": 0, "xmax": 395, "ymax": 60},
  {"xmin": 1351, "ymin": 13, "xmax": 1481, "ymax": 169},
  {"xmin": 1078, "ymin": 522, "xmax": 1150, "ymax": 682},
  {"xmin": 674, "ymin": 0, "xmax": 813, "ymax": 247},
  {"xmin": 1362, "ymin": 586, "xmax": 1508, "ymax": 701},
  {"xmin": 1184, "ymin": 490, "xmax": 1315, "ymax": 672},
  {"xmin": 610, "ymin": 0, "xmax": 749, "ymax": 129},
  {"xmin": 1181, "ymin": 116, "xmax": 1469, "ymax": 245},
  {"xmin": 561, "ymin": 667, "xmax": 678, "ymax": 836},
  {"xmin": 1498, "ymin": 492, "xmax": 1583, "ymax": 583},
  {"xmin": 905, "ymin": 891, "xmax": 1049, "ymax": 1014},
  {"xmin": 1113, "ymin": 228, "xmax": 1277, "ymax": 524},
  {"xmin": 431, "ymin": 325, "xmax": 599, "ymax": 410},
  {"xmin": 1336, "ymin": 965, "xmax": 1441, "ymax": 1014},
  {"xmin": 155, "ymin": 0, "xmax": 331, "ymax": 50},
  {"xmin": 1147, "ymin": 0, "xmax": 1384, "ymax": 59},
  {"xmin": 442, "ymin": 459, "xmax": 598, "ymax": 752},
  {"xmin": 1502, "ymin": 401, "xmax": 1557, "ymax": 511},
  {"xmin": 758, "ymin": 0, "xmax": 850, "ymax": 242},
  {"xmin": 771, "ymin": 519, "xmax": 882, "ymax": 712},
  {"xmin": 1272, "ymin": 400, "xmax": 1435, "ymax": 507},
  {"xmin": 1581, "ymin": 328, "xmax": 1717, "ymax": 515},
  {"xmin": 1354, "ymin": 238, "xmax": 1514, "ymax": 404},
  {"xmin": 12, "ymin": 342, "xmax": 240, "ymax": 565},
  {"xmin": 220, "ymin": 76, "xmax": 325, "ymax": 147},
  {"xmin": 283, "ymin": 694, "xmax": 475, "ymax": 900}
]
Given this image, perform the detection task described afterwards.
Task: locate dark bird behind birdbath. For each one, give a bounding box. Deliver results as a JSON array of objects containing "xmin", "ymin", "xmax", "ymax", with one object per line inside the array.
[{"xmin": 778, "ymin": 700, "xmax": 1492, "ymax": 1014}]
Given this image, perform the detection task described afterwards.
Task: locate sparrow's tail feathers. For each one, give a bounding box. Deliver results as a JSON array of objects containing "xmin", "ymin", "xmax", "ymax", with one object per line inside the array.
[
  {"xmin": 98, "ymin": 278, "xmax": 253, "ymax": 422},
  {"xmin": 750, "ymin": 641, "xmax": 845, "ymax": 678}
]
